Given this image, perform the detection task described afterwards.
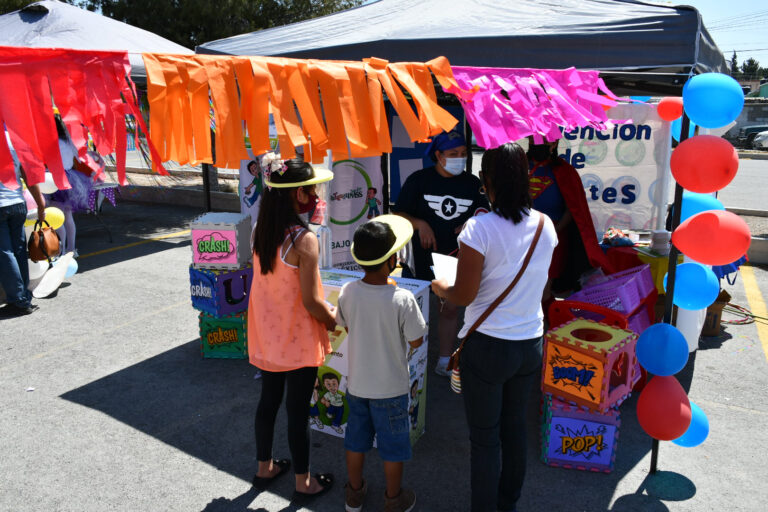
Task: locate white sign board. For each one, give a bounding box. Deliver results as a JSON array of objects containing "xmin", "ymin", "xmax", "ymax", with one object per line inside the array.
[{"xmin": 557, "ymin": 103, "xmax": 672, "ymax": 234}]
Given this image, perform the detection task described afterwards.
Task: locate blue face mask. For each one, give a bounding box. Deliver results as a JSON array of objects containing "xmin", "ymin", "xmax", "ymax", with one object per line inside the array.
[{"xmin": 443, "ymin": 157, "xmax": 466, "ymax": 176}]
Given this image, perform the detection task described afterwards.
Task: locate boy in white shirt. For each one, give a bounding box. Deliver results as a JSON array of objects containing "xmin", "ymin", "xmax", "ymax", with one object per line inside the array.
[{"xmin": 336, "ymin": 215, "xmax": 427, "ymax": 512}]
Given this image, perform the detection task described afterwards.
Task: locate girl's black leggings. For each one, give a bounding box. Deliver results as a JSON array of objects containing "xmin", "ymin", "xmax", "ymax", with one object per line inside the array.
[{"xmin": 255, "ymin": 366, "xmax": 318, "ymax": 475}]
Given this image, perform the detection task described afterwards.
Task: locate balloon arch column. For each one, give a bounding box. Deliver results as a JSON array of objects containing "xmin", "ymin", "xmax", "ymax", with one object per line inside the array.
[{"xmin": 637, "ymin": 73, "xmax": 751, "ymax": 472}]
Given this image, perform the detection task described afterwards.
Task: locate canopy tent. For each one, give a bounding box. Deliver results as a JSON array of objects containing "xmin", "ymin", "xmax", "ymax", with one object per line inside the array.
[
  {"xmin": 0, "ymin": 1, "xmax": 192, "ymax": 83},
  {"xmin": 197, "ymin": 0, "xmax": 727, "ymax": 95}
]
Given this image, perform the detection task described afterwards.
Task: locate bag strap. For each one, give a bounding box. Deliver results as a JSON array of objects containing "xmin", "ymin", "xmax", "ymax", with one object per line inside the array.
[
  {"xmin": 34, "ymin": 219, "xmax": 52, "ymax": 231},
  {"xmin": 456, "ymin": 212, "xmax": 545, "ymax": 343}
]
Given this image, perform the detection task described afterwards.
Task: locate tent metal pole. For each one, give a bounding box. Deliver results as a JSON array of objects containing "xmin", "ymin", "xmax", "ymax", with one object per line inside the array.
[
  {"xmin": 202, "ymin": 163, "xmax": 212, "ymax": 212},
  {"xmin": 202, "ymin": 129, "xmax": 216, "ymax": 212},
  {"xmin": 651, "ymin": 111, "xmax": 691, "ymax": 474},
  {"xmin": 464, "ymin": 119, "xmax": 473, "ymax": 173},
  {"xmin": 382, "ymin": 152, "xmax": 390, "ymax": 213}
]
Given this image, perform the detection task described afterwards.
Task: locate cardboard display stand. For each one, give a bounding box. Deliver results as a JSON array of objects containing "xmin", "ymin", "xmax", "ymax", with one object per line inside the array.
[
  {"xmin": 541, "ymin": 395, "xmax": 620, "ymax": 473},
  {"xmin": 189, "ymin": 264, "xmax": 253, "ymax": 317},
  {"xmin": 199, "ymin": 311, "xmax": 248, "ymax": 359},
  {"xmin": 312, "ymin": 269, "xmax": 430, "ymax": 446},
  {"xmin": 190, "ymin": 212, "xmax": 252, "ymax": 270},
  {"xmin": 541, "ymin": 319, "xmax": 638, "ymax": 413}
]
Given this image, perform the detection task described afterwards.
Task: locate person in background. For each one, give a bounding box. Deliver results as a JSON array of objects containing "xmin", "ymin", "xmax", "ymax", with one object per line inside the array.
[
  {"xmin": 48, "ymin": 114, "xmax": 104, "ymax": 257},
  {"xmin": 432, "ymin": 143, "xmax": 557, "ymax": 512},
  {"xmin": 393, "ymin": 129, "xmax": 488, "ymax": 377},
  {"xmin": 247, "ymin": 158, "xmax": 337, "ymax": 500},
  {"xmin": 337, "ymin": 215, "xmax": 426, "ymax": 512},
  {"xmin": 527, "ymin": 137, "xmax": 612, "ymax": 310},
  {"xmin": 0, "ymin": 139, "xmax": 45, "ymax": 316}
]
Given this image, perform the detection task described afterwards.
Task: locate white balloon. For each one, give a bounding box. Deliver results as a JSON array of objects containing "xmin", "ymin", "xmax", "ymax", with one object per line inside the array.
[
  {"xmin": 38, "ymin": 172, "xmax": 58, "ymax": 194},
  {"xmin": 28, "ymin": 259, "xmax": 48, "ymax": 280}
]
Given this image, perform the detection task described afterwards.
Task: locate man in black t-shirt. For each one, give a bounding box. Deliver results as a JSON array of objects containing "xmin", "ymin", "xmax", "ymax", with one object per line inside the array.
[{"xmin": 393, "ymin": 129, "xmax": 488, "ymax": 376}]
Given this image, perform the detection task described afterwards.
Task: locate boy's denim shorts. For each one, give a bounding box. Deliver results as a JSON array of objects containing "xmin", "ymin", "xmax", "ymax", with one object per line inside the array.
[{"xmin": 344, "ymin": 392, "xmax": 412, "ymax": 462}]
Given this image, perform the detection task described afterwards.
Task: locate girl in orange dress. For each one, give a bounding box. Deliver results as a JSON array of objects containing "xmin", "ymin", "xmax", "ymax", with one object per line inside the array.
[{"xmin": 247, "ymin": 156, "xmax": 337, "ymax": 499}]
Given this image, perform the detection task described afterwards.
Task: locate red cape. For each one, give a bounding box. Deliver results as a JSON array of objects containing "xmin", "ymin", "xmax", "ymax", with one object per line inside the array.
[{"xmin": 550, "ymin": 158, "xmax": 615, "ymax": 274}]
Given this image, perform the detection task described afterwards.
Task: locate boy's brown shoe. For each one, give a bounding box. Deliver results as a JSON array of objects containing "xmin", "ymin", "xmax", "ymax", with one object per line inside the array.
[
  {"xmin": 345, "ymin": 480, "xmax": 367, "ymax": 512},
  {"xmin": 384, "ymin": 488, "xmax": 416, "ymax": 512}
]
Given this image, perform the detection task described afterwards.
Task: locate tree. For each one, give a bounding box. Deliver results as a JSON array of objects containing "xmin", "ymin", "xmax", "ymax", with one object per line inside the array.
[
  {"xmin": 730, "ymin": 51, "xmax": 739, "ymax": 77},
  {"xmin": 741, "ymin": 58, "xmax": 760, "ymax": 79},
  {"xmin": 81, "ymin": 0, "xmax": 363, "ymax": 49}
]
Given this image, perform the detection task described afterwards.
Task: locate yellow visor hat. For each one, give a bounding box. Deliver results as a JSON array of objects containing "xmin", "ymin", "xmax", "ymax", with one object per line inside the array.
[{"xmin": 351, "ymin": 214, "xmax": 414, "ymax": 266}]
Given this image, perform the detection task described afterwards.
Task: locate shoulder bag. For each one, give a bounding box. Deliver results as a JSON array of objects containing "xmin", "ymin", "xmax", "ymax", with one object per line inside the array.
[{"xmin": 28, "ymin": 219, "xmax": 61, "ymax": 266}]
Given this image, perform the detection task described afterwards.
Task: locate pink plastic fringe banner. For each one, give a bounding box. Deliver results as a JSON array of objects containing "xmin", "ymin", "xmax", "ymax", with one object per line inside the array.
[
  {"xmin": 450, "ymin": 66, "xmax": 622, "ymax": 149},
  {"xmin": 0, "ymin": 46, "xmax": 165, "ymax": 190}
]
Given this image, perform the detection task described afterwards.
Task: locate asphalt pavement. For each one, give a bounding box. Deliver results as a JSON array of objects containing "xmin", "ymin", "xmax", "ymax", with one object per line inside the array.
[{"xmin": 1, "ymin": 200, "xmax": 767, "ymax": 512}]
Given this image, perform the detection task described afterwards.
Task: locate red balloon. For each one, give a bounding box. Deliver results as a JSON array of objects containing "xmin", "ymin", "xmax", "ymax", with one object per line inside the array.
[
  {"xmin": 637, "ymin": 376, "xmax": 692, "ymax": 441},
  {"xmin": 672, "ymin": 210, "xmax": 751, "ymax": 265},
  {"xmin": 657, "ymin": 97, "xmax": 683, "ymax": 121},
  {"xmin": 670, "ymin": 135, "xmax": 738, "ymax": 193}
]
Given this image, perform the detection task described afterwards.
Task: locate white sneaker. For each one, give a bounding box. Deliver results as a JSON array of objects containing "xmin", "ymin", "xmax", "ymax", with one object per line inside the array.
[{"xmin": 434, "ymin": 362, "xmax": 451, "ymax": 377}]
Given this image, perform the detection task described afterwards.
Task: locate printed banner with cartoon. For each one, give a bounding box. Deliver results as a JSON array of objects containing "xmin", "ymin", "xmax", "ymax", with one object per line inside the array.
[{"xmin": 327, "ymin": 157, "xmax": 384, "ymax": 270}]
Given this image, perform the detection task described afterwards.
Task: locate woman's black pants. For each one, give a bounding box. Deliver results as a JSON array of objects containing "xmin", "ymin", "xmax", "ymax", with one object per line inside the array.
[{"xmin": 460, "ymin": 332, "xmax": 543, "ymax": 512}]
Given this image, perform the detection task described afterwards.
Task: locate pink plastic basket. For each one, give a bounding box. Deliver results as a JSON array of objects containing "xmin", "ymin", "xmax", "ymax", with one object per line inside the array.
[
  {"xmin": 607, "ymin": 265, "xmax": 655, "ymax": 299},
  {"xmin": 569, "ymin": 264, "xmax": 654, "ymax": 314},
  {"xmin": 627, "ymin": 306, "xmax": 651, "ymax": 335}
]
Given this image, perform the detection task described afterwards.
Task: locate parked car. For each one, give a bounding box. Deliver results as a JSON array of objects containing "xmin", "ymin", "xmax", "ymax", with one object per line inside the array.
[
  {"xmin": 752, "ymin": 130, "xmax": 768, "ymax": 150},
  {"xmin": 737, "ymin": 125, "xmax": 768, "ymax": 148}
]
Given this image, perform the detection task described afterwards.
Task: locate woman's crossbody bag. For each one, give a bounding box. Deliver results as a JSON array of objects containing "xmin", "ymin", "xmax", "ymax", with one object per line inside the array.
[{"xmin": 449, "ymin": 213, "xmax": 545, "ymax": 394}]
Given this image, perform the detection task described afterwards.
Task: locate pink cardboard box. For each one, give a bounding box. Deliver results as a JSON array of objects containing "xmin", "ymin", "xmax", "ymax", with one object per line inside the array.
[{"xmin": 191, "ymin": 212, "xmax": 252, "ymax": 270}]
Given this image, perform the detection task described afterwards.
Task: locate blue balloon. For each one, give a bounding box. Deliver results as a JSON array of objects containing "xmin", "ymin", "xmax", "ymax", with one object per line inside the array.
[
  {"xmin": 664, "ymin": 262, "xmax": 719, "ymax": 310},
  {"xmin": 630, "ymin": 96, "xmax": 652, "ymax": 103},
  {"xmin": 671, "ymin": 116, "xmax": 696, "ymax": 142},
  {"xmin": 680, "ymin": 192, "xmax": 725, "ymax": 223},
  {"xmin": 636, "ymin": 323, "xmax": 689, "ymax": 376},
  {"xmin": 672, "ymin": 401, "xmax": 709, "ymax": 447},
  {"xmin": 65, "ymin": 258, "xmax": 78, "ymax": 278},
  {"xmin": 683, "ymin": 73, "xmax": 744, "ymax": 129}
]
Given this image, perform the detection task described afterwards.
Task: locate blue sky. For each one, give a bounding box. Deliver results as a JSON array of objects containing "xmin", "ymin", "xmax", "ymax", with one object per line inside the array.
[{"xmin": 685, "ymin": 0, "xmax": 768, "ymax": 68}]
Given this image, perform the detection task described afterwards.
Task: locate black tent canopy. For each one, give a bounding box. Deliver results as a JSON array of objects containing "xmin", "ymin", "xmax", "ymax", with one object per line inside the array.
[{"xmin": 197, "ymin": 0, "xmax": 726, "ymax": 95}]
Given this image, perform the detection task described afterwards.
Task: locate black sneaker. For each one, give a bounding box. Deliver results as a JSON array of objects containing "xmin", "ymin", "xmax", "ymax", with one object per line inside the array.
[{"xmin": 1, "ymin": 304, "xmax": 39, "ymax": 317}]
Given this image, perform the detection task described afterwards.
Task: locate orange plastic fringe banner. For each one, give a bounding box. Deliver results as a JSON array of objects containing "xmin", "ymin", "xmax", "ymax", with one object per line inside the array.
[
  {"xmin": 0, "ymin": 46, "xmax": 165, "ymax": 189},
  {"xmin": 142, "ymin": 54, "xmax": 472, "ymax": 167}
]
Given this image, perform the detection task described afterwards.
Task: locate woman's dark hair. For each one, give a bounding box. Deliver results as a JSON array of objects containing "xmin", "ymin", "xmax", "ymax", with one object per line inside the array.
[
  {"xmin": 252, "ymin": 159, "xmax": 314, "ymax": 274},
  {"xmin": 54, "ymin": 114, "xmax": 68, "ymax": 140},
  {"xmin": 353, "ymin": 221, "xmax": 396, "ymax": 272},
  {"xmin": 481, "ymin": 143, "xmax": 532, "ymax": 224}
]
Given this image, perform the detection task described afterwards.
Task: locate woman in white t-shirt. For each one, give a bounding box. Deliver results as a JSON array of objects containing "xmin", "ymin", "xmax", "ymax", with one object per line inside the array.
[{"xmin": 431, "ymin": 142, "xmax": 557, "ymax": 512}]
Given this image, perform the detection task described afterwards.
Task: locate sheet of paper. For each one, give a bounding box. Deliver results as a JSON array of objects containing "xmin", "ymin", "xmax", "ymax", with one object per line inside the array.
[{"xmin": 431, "ymin": 253, "xmax": 458, "ymax": 286}]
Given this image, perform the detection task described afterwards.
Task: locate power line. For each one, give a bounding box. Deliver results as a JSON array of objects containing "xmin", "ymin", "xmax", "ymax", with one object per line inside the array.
[
  {"xmin": 709, "ymin": 19, "xmax": 768, "ymax": 31},
  {"xmin": 707, "ymin": 10, "xmax": 768, "ymax": 27}
]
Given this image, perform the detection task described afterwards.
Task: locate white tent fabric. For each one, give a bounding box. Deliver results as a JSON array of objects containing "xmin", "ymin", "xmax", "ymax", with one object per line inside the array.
[{"xmin": 0, "ymin": 1, "xmax": 192, "ymax": 82}]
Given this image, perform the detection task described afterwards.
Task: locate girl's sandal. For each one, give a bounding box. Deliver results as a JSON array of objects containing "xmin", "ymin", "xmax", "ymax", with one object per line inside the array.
[
  {"xmin": 252, "ymin": 459, "xmax": 291, "ymax": 489},
  {"xmin": 293, "ymin": 473, "xmax": 334, "ymax": 501}
]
